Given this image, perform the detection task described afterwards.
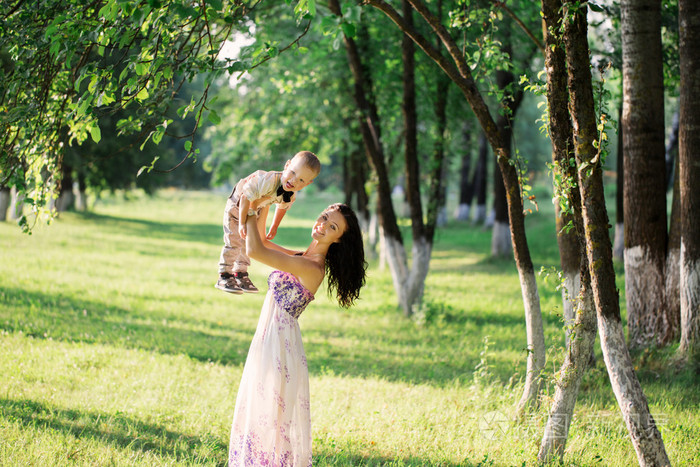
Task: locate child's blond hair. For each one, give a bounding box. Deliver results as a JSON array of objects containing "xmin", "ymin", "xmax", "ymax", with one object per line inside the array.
[{"xmin": 293, "ymin": 151, "xmax": 321, "ymax": 176}]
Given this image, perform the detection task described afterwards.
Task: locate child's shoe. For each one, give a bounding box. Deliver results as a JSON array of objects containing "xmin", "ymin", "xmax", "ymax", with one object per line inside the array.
[
  {"xmin": 216, "ymin": 273, "xmax": 243, "ymax": 294},
  {"xmin": 234, "ymin": 272, "xmax": 259, "ymax": 293}
]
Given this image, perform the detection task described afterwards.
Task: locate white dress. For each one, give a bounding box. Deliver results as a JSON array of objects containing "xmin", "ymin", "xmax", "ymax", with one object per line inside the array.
[{"xmin": 229, "ymin": 270, "xmax": 314, "ymax": 466}]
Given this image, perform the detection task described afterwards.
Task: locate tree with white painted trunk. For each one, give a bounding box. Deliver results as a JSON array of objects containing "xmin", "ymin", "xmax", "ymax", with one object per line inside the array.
[
  {"xmin": 456, "ymin": 131, "xmax": 489, "ymax": 224},
  {"xmin": 622, "ymin": 0, "xmax": 678, "ymax": 348},
  {"xmin": 491, "ymin": 45, "xmax": 523, "ymax": 258},
  {"xmin": 538, "ymin": 0, "xmax": 598, "ymax": 460},
  {"xmin": 613, "ymin": 103, "xmax": 625, "ymax": 261},
  {"xmin": 367, "ymin": 0, "xmax": 546, "ymax": 414},
  {"xmin": 328, "ymin": 0, "xmax": 445, "ymax": 317},
  {"xmin": 455, "ymin": 124, "xmax": 474, "ymax": 222},
  {"xmin": 472, "ymin": 133, "xmax": 489, "ymax": 225},
  {"xmin": 538, "ymin": 0, "xmax": 596, "ymax": 462},
  {"xmin": 565, "ymin": 2, "xmax": 670, "ymax": 464},
  {"xmin": 678, "ymin": 0, "xmax": 700, "ymax": 359},
  {"xmin": 0, "ymin": 187, "xmax": 9, "ymax": 221}
]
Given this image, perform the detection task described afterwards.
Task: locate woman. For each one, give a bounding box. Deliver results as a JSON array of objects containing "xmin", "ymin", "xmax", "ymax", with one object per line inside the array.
[{"xmin": 228, "ymin": 203, "xmax": 367, "ymax": 466}]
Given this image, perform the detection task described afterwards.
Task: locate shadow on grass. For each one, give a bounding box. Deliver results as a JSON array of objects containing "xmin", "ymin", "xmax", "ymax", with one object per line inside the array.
[
  {"xmin": 0, "ymin": 397, "xmax": 228, "ymax": 465},
  {"xmin": 1, "ymin": 397, "xmax": 482, "ymax": 466},
  {"xmin": 3, "ymin": 284, "xmax": 694, "ymax": 397},
  {"xmin": 74, "ymin": 211, "xmax": 316, "ymax": 249},
  {"xmin": 0, "ymin": 286, "xmax": 252, "ymax": 367},
  {"xmin": 2, "ymin": 282, "xmax": 521, "ymax": 387},
  {"xmin": 74, "ymin": 211, "xmax": 223, "ymax": 246}
]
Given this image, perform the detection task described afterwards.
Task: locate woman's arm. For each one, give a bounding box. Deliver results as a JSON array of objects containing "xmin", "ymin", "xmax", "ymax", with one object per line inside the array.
[{"xmin": 245, "ymin": 215, "xmax": 324, "ymax": 293}]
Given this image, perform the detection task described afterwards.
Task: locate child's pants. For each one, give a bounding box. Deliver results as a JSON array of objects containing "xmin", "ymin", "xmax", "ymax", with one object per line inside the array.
[{"xmin": 218, "ymin": 195, "xmax": 250, "ymax": 275}]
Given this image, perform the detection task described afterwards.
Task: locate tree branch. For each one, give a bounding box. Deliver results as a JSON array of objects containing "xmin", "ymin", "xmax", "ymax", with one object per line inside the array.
[
  {"xmin": 489, "ymin": 0, "xmax": 544, "ymax": 52},
  {"xmin": 365, "ymin": 0, "xmax": 502, "ymax": 147}
]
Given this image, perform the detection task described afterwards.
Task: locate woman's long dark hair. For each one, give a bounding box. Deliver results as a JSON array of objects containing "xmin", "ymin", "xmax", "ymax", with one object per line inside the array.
[{"xmin": 324, "ymin": 203, "xmax": 367, "ymax": 308}]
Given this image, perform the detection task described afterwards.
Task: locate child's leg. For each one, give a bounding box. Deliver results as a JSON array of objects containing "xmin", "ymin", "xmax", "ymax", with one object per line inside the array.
[
  {"xmin": 219, "ymin": 198, "xmax": 242, "ymax": 274},
  {"xmin": 217, "ymin": 198, "xmax": 243, "ymax": 294},
  {"xmin": 232, "ymin": 206, "xmax": 260, "ymax": 293}
]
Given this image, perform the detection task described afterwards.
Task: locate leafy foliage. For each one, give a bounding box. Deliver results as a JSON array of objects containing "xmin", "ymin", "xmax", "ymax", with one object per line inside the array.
[{"xmin": 0, "ymin": 0, "xmax": 281, "ymax": 231}]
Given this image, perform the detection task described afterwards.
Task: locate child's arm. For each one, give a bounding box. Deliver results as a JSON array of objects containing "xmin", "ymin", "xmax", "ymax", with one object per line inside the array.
[
  {"xmin": 266, "ymin": 206, "xmax": 288, "ymax": 240},
  {"xmin": 237, "ymin": 195, "xmax": 252, "ymax": 239},
  {"xmin": 256, "ymin": 205, "xmax": 300, "ymax": 255}
]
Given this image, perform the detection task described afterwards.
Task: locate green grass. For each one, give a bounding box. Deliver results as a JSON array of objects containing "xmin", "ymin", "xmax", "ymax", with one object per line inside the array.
[{"xmin": 1, "ymin": 189, "xmax": 698, "ymax": 466}]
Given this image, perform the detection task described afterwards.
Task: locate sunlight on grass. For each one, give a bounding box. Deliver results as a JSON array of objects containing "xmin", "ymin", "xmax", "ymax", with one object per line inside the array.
[{"xmin": 1, "ymin": 190, "xmax": 698, "ymax": 466}]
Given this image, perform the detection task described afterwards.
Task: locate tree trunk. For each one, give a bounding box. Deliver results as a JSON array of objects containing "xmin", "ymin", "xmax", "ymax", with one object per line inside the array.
[
  {"xmin": 613, "ymin": 103, "xmax": 625, "ymax": 260},
  {"xmin": 678, "ymin": 0, "xmax": 700, "ymax": 358},
  {"xmin": 538, "ymin": 0, "xmax": 597, "ymax": 460},
  {"xmin": 75, "ymin": 171, "xmax": 88, "ymax": 211},
  {"xmin": 665, "ymin": 152, "xmax": 681, "ymax": 343},
  {"xmin": 665, "ymin": 110, "xmax": 679, "ymax": 191},
  {"xmin": 455, "ymin": 124, "xmax": 474, "ymax": 221},
  {"xmin": 400, "ymin": 0, "xmax": 429, "ymax": 317},
  {"xmin": 492, "ymin": 161, "xmax": 511, "ymax": 256},
  {"xmin": 622, "ymin": 0, "xmax": 670, "ymax": 349},
  {"xmin": 368, "ymin": 0, "xmax": 546, "ymax": 414},
  {"xmin": 427, "ymin": 7, "xmax": 450, "ymax": 238},
  {"xmin": 564, "ymin": 4, "xmax": 670, "ymax": 464},
  {"xmin": 8, "ymin": 186, "xmax": 23, "ymax": 220},
  {"xmin": 491, "ymin": 61, "xmax": 519, "ymax": 258},
  {"xmin": 0, "ymin": 187, "xmax": 10, "ymax": 221},
  {"xmin": 54, "ymin": 161, "xmax": 74, "ymax": 212},
  {"xmin": 472, "ymin": 132, "xmax": 489, "ymax": 225},
  {"xmin": 343, "ymin": 151, "xmax": 353, "ymax": 207},
  {"xmin": 332, "ymin": 0, "xmax": 440, "ymax": 316},
  {"xmin": 542, "ymin": 2, "xmax": 583, "ymax": 348},
  {"xmin": 539, "ymin": 274, "xmax": 596, "ymax": 462}
]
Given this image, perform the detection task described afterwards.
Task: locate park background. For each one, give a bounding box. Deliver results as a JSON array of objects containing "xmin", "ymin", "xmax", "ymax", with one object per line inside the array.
[{"xmin": 1, "ymin": 0, "xmax": 699, "ymax": 466}]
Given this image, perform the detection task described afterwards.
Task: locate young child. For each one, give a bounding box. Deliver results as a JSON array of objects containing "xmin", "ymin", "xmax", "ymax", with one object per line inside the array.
[{"xmin": 216, "ymin": 151, "xmax": 321, "ymax": 294}]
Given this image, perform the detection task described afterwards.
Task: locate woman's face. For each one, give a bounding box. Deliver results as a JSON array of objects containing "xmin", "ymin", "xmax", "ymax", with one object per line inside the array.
[{"xmin": 312, "ymin": 209, "xmax": 347, "ymax": 244}]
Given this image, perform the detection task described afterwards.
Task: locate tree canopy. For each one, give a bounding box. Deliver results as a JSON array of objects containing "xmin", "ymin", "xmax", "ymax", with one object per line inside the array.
[{"xmin": 0, "ymin": 0, "xmax": 316, "ymax": 230}]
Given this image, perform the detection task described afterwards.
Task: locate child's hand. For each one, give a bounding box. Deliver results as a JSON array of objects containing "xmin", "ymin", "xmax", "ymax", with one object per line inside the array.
[
  {"xmin": 238, "ymin": 223, "xmax": 247, "ymax": 239},
  {"xmin": 266, "ymin": 225, "xmax": 278, "ymax": 240}
]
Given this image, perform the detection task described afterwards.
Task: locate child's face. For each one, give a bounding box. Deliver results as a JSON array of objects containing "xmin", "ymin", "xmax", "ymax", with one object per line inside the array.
[{"xmin": 281, "ymin": 158, "xmax": 317, "ymax": 192}]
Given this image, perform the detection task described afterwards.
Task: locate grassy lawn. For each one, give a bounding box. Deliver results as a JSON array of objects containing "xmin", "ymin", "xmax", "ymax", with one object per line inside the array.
[{"xmin": 0, "ymin": 189, "xmax": 697, "ymax": 466}]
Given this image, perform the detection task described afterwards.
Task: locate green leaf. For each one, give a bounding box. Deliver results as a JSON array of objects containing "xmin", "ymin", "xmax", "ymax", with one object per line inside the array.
[
  {"xmin": 136, "ymin": 87, "xmax": 150, "ymax": 101},
  {"xmin": 340, "ymin": 22, "xmax": 356, "ymax": 38},
  {"xmin": 184, "ymin": 140, "xmax": 193, "ymax": 151},
  {"xmin": 208, "ymin": 110, "xmax": 221, "ymax": 125},
  {"xmin": 320, "ymin": 15, "xmax": 340, "ymax": 35},
  {"xmin": 50, "ymin": 40, "xmax": 61, "ymax": 57},
  {"xmin": 88, "ymin": 75, "xmax": 99, "ymax": 93},
  {"xmin": 89, "ymin": 124, "xmax": 101, "ymax": 143},
  {"xmin": 152, "ymin": 127, "xmax": 164, "ymax": 145}
]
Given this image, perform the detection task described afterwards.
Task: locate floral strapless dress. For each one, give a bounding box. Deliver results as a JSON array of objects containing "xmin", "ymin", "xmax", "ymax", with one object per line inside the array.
[{"xmin": 229, "ymin": 270, "xmax": 315, "ymax": 467}]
